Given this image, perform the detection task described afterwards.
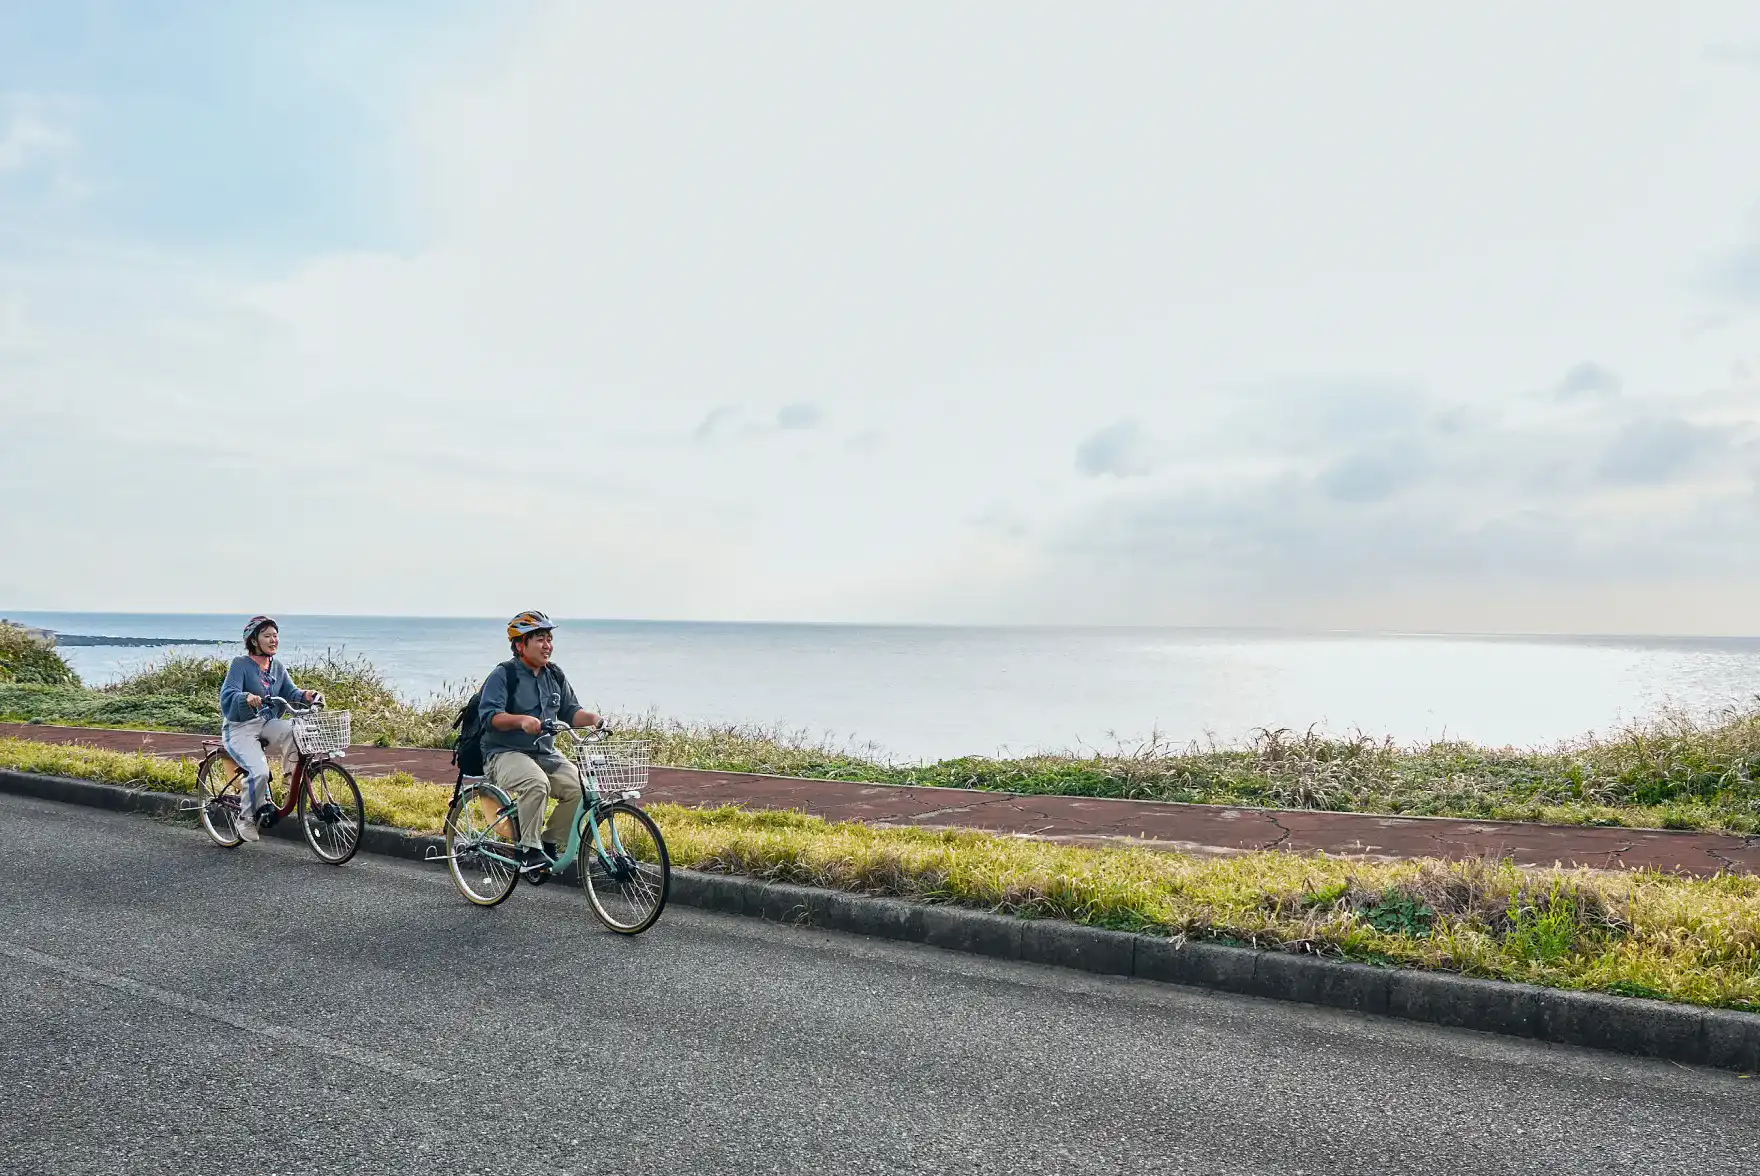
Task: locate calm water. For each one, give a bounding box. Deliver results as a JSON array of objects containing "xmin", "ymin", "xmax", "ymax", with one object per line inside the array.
[{"xmin": 7, "ymin": 611, "xmax": 1760, "ymax": 762}]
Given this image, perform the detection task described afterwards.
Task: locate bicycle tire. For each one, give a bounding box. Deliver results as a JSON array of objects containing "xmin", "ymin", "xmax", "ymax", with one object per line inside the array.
[
  {"xmin": 194, "ymin": 751, "xmax": 244, "ymax": 848},
  {"xmin": 580, "ymin": 802, "xmax": 670, "ymax": 934},
  {"xmin": 445, "ymin": 783, "xmax": 521, "ymax": 907},
  {"xmin": 298, "ymin": 761, "xmax": 364, "ymax": 865}
]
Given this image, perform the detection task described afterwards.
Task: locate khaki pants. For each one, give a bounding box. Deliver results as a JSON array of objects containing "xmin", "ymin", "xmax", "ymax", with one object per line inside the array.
[{"xmin": 486, "ymin": 752, "xmax": 583, "ymax": 849}]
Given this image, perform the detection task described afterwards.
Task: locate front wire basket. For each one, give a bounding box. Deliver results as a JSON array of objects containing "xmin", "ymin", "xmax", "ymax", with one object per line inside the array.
[
  {"xmin": 292, "ymin": 709, "xmax": 352, "ymax": 756},
  {"xmin": 571, "ymin": 739, "xmax": 649, "ymax": 796}
]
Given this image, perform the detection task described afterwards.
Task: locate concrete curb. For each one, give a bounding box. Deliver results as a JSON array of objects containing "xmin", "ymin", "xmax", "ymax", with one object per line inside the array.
[{"xmin": 4, "ymin": 767, "xmax": 1757, "ymax": 1072}]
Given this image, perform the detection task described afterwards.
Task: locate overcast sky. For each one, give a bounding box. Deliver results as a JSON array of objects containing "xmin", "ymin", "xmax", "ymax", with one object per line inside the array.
[{"xmin": 5, "ymin": 2, "xmax": 1760, "ymax": 632}]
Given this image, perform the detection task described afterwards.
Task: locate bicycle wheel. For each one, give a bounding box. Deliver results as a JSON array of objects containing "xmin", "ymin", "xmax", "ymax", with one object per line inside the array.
[
  {"xmin": 444, "ymin": 783, "xmax": 520, "ymax": 907},
  {"xmin": 298, "ymin": 761, "xmax": 365, "ymax": 865},
  {"xmin": 580, "ymin": 802, "xmax": 670, "ymax": 934},
  {"xmin": 194, "ymin": 751, "xmax": 244, "ymax": 848}
]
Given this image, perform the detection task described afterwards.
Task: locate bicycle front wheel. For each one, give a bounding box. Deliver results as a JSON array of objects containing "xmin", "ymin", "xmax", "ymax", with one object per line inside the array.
[
  {"xmin": 298, "ymin": 762, "xmax": 365, "ymax": 864},
  {"xmin": 580, "ymin": 802, "xmax": 670, "ymax": 934},
  {"xmin": 445, "ymin": 783, "xmax": 520, "ymax": 906},
  {"xmin": 194, "ymin": 751, "xmax": 244, "ymax": 848}
]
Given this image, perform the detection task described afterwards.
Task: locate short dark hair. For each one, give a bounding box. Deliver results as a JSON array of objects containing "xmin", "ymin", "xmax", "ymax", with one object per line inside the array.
[
  {"xmin": 246, "ymin": 623, "xmax": 277, "ymax": 657},
  {"xmin": 511, "ymin": 630, "xmax": 553, "ymax": 656}
]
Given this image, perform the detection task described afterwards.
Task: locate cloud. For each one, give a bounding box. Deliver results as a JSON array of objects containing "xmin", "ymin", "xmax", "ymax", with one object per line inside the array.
[
  {"xmin": 1710, "ymin": 244, "xmax": 1760, "ymax": 303},
  {"xmin": 845, "ymin": 429, "xmax": 883, "ymax": 453},
  {"xmin": 1555, "ymin": 361, "xmax": 1621, "ymax": 400},
  {"xmin": 12, "ymin": 4, "xmax": 1760, "ymax": 632},
  {"xmin": 776, "ymin": 402, "xmax": 823, "ymax": 430},
  {"xmin": 1317, "ymin": 452, "xmax": 1423, "ymax": 503},
  {"xmin": 1075, "ymin": 420, "xmax": 1155, "ymax": 478},
  {"xmin": 692, "ymin": 405, "xmax": 741, "ymax": 443},
  {"xmin": 1027, "ymin": 375, "xmax": 1760, "ymax": 629},
  {"xmin": 1597, "ymin": 418, "xmax": 1727, "ymax": 485},
  {"xmin": 0, "ymin": 101, "xmax": 71, "ymax": 174},
  {"xmin": 1706, "ymin": 45, "xmax": 1760, "ymax": 67}
]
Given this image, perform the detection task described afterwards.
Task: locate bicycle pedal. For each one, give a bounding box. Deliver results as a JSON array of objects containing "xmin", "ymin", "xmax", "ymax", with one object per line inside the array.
[{"xmin": 524, "ymin": 868, "xmax": 551, "ymax": 886}]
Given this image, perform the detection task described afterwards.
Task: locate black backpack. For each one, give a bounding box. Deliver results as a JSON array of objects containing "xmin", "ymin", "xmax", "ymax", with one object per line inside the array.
[
  {"xmin": 451, "ymin": 662, "xmax": 520, "ymax": 785},
  {"xmin": 450, "ymin": 661, "xmax": 575, "ymax": 786}
]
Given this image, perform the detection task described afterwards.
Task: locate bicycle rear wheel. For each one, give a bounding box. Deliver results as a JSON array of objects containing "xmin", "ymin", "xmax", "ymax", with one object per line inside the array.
[
  {"xmin": 298, "ymin": 761, "xmax": 364, "ymax": 865},
  {"xmin": 580, "ymin": 802, "xmax": 670, "ymax": 934},
  {"xmin": 445, "ymin": 783, "xmax": 520, "ymax": 906},
  {"xmin": 194, "ymin": 751, "xmax": 244, "ymax": 848}
]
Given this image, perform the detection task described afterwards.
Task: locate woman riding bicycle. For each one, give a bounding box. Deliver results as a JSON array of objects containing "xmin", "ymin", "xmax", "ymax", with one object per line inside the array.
[{"xmin": 220, "ymin": 616, "xmax": 322, "ymax": 843}]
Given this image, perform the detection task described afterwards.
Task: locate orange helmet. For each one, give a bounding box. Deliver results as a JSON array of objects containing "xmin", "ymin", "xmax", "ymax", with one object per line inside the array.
[{"xmin": 506, "ymin": 610, "xmax": 555, "ymax": 641}]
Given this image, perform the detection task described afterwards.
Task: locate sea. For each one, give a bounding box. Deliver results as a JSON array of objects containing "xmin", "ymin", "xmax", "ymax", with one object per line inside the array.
[{"xmin": 6, "ymin": 611, "xmax": 1760, "ymax": 763}]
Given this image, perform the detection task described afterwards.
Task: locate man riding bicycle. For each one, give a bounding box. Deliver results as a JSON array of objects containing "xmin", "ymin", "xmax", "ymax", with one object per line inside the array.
[{"xmin": 479, "ymin": 611, "xmax": 602, "ymax": 870}]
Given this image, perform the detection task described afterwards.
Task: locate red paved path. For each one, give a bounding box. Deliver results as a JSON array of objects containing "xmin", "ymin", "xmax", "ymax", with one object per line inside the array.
[{"xmin": 7, "ymin": 722, "xmax": 1759, "ymax": 876}]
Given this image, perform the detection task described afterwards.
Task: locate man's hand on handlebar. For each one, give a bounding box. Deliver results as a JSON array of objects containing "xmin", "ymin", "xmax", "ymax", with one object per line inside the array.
[{"xmin": 510, "ymin": 713, "xmax": 605, "ymax": 736}]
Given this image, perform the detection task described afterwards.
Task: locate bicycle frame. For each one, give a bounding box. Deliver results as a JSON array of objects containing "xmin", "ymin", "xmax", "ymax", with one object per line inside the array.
[
  {"xmin": 462, "ymin": 764, "xmax": 639, "ymax": 878},
  {"xmin": 200, "ymin": 703, "xmax": 341, "ymax": 821}
]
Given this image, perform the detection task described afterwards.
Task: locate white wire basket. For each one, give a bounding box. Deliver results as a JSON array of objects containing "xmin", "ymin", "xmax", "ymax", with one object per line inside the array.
[
  {"xmin": 572, "ymin": 739, "xmax": 649, "ymax": 795},
  {"xmin": 292, "ymin": 710, "xmax": 352, "ymax": 756}
]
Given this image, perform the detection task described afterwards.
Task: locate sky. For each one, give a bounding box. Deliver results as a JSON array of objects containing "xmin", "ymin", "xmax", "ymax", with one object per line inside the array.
[{"xmin": 5, "ymin": 1, "xmax": 1760, "ymax": 633}]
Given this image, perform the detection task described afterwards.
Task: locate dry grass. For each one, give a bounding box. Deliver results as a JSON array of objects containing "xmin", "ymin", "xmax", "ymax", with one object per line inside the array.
[
  {"xmin": 11, "ymin": 648, "xmax": 1760, "ymax": 833},
  {"xmin": 6, "ymin": 736, "xmax": 1759, "ymax": 1011}
]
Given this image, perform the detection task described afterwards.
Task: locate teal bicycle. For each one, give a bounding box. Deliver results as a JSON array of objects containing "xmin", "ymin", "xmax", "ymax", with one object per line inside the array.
[{"xmin": 431, "ymin": 726, "xmax": 671, "ymax": 934}]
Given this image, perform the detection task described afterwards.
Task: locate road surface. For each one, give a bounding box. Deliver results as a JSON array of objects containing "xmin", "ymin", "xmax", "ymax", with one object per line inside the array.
[{"xmin": 0, "ymin": 792, "xmax": 1752, "ymax": 1175}]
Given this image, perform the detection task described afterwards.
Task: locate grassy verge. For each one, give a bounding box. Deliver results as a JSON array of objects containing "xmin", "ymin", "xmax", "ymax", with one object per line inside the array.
[
  {"xmin": 7, "ymin": 641, "xmax": 1760, "ymax": 833},
  {"xmin": 4, "ymin": 736, "xmax": 1759, "ymax": 1012}
]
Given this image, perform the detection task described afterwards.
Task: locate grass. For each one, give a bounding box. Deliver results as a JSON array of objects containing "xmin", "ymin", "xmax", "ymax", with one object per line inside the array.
[
  {"xmin": 8, "ymin": 646, "xmax": 1760, "ymax": 833},
  {"xmin": 615, "ymin": 707, "xmax": 1760, "ymax": 835},
  {"xmin": 0, "ymin": 624, "xmax": 79, "ymax": 687},
  {"xmin": 5, "ymin": 735, "xmax": 1759, "ymax": 1012}
]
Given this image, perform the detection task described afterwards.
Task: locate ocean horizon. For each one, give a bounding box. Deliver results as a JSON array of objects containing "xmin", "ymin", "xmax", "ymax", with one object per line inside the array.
[{"xmin": 7, "ymin": 610, "xmax": 1760, "ymax": 762}]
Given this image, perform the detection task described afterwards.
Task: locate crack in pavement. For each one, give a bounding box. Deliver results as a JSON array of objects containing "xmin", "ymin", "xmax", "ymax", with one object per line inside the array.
[
  {"xmin": 897, "ymin": 796, "xmax": 1020, "ymax": 824},
  {"xmin": 1705, "ymin": 846, "xmax": 1744, "ymax": 874},
  {"xmin": 1260, "ymin": 812, "xmax": 1292, "ymax": 851}
]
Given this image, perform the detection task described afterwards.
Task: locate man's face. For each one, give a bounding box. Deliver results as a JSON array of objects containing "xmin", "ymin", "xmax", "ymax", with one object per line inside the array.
[{"xmin": 519, "ymin": 630, "xmax": 554, "ymax": 668}]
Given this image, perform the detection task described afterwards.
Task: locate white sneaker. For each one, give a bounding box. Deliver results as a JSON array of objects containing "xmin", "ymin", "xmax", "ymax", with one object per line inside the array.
[{"xmin": 235, "ymin": 810, "xmax": 260, "ymax": 842}]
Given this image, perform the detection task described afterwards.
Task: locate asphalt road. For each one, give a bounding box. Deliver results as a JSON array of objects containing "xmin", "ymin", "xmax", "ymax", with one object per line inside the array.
[{"xmin": 0, "ymin": 794, "xmax": 1754, "ymax": 1176}]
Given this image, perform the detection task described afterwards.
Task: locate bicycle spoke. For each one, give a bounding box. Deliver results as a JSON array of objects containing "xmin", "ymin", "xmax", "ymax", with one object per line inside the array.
[
  {"xmin": 447, "ymin": 785, "xmax": 519, "ymax": 906},
  {"xmin": 196, "ymin": 753, "xmax": 245, "ymax": 847},
  {"xmin": 580, "ymin": 804, "xmax": 670, "ymax": 934},
  {"xmin": 301, "ymin": 763, "xmax": 364, "ymax": 865}
]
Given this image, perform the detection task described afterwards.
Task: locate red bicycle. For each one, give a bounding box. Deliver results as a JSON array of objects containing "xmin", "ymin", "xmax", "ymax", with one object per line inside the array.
[{"xmin": 190, "ymin": 699, "xmax": 366, "ymax": 864}]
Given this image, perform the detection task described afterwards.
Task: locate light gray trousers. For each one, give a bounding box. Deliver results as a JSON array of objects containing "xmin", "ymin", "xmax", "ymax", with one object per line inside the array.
[{"xmin": 221, "ymin": 715, "xmax": 297, "ymax": 815}]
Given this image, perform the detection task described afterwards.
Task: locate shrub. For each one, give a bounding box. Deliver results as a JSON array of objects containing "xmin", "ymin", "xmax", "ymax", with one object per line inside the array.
[{"xmin": 0, "ymin": 624, "xmax": 79, "ymax": 687}]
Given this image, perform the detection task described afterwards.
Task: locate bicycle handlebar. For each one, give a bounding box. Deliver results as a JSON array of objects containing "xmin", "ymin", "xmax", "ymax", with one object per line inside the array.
[
  {"xmin": 262, "ymin": 694, "xmax": 326, "ymax": 717},
  {"xmin": 541, "ymin": 717, "xmax": 612, "ymax": 739}
]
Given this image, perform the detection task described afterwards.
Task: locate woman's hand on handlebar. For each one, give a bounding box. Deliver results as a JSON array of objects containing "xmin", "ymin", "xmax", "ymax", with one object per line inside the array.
[{"xmin": 245, "ymin": 693, "xmax": 263, "ymax": 709}]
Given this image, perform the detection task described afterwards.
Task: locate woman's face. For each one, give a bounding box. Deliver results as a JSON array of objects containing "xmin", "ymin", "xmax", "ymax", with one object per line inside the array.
[{"xmin": 255, "ymin": 625, "xmax": 279, "ymax": 656}]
